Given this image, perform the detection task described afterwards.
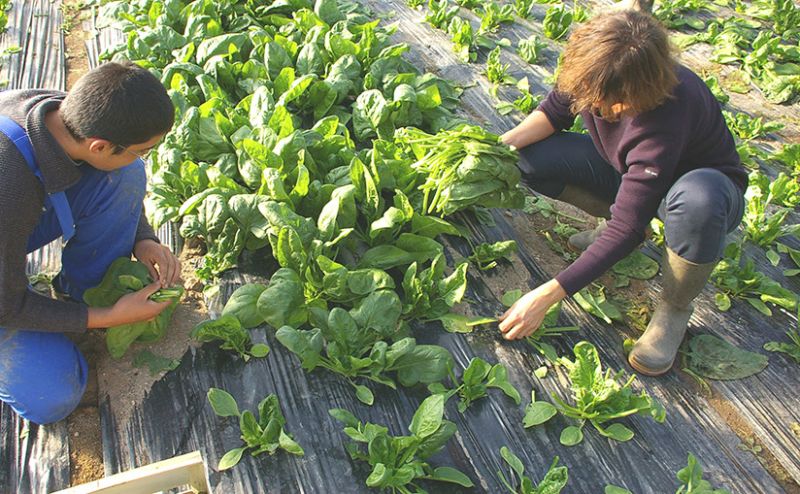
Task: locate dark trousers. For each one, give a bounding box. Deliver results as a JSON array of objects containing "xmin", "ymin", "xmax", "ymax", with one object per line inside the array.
[{"xmin": 518, "ymin": 132, "xmax": 745, "ymax": 264}]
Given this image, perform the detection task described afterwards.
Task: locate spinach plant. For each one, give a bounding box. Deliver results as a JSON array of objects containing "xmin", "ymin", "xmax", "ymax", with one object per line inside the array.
[
  {"xmin": 676, "ymin": 453, "xmax": 732, "ymax": 494},
  {"xmin": 207, "ymin": 388, "xmax": 304, "ymax": 470},
  {"xmin": 192, "ymin": 315, "xmax": 270, "ymax": 361},
  {"xmin": 469, "ymin": 240, "xmax": 518, "ymax": 270},
  {"xmin": 526, "ymin": 341, "xmax": 666, "ymax": 446},
  {"xmin": 543, "ymin": 5, "xmax": 586, "ymax": 41},
  {"xmin": 329, "ymin": 394, "xmax": 474, "ymax": 491},
  {"xmin": 773, "ymin": 143, "xmax": 800, "ymax": 176},
  {"xmin": 712, "ymin": 242, "xmax": 798, "ymax": 316},
  {"xmin": 478, "ymin": 3, "xmax": 515, "ymax": 34},
  {"xmin": 515, "ymin": 0, "xmax": 536, "ymax": 19},
  {"xmin": 428, "ymin": 357, "xmax": 521, "ymax": 412},
  {"xmin": 497, "ymin": 447, "xmax": 568, "ymax": 494},
  {"xmin": 448, "ymin": 16, "xmax": 476, "ymax": 63},
  {"xmin": 402, "ymin": 254, "xmax": 469, "ymax": 321},
  {"xmin": 517, "ymin": 35, "xmax": 548, "ymax": 65},
  {"xmin": 496, "ymin": 78, "xmax": 543, "ymax": 115},
  {"xmin": 723, "ymin": 111, "xmax": 784, "ymax": 140},
  {"xmin": 764, "ymin": 327, "xmax": 800, "ymax": 364},
  {"xmin": 573, "ymin": 286, "xmax": 624, "ymax": 324},
  {"xmin": 276, "ymin": 292, "xmax": 453, "ymax": 405},
  {"xmin": 425, "ymin": 0, "xmax": 459, "ymax": 29},
  {"xmin": 485, "ymin": 47, "xmax": 516, "ymax": 95}
]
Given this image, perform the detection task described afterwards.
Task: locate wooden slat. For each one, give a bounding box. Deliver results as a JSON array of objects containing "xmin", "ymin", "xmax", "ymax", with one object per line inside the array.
[{"xmin": 54, "ymin": 451, "xmax": 209, "ymax": 494}]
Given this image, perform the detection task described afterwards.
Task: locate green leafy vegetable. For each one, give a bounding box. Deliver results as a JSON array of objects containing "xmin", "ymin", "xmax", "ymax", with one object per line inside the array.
[
  {"xmin": 573, "ymin": 287, "xmax": 624, "ymax": 324},
  {"xmin": 429, "ymin": 357, "xmax": 521, "ymax": 412},
  {"xmin": 764, "ymin": 327, "xmax": 800, "ymax": 364},
  {"xmin": 394, "ymin": 124, "xmax": 525, "ymax": 216},
  {"xmin": 84, "ymin": 258, "xmax": 181, "ymax": 359},
  {"xmin": 497, "ymin": 446, "xmax": 568, "ymax": 493},
  {"xmin": 676, "ymin": 453, "xmax": 732, "ymax": 494},
  {"xmin": 469, "ymin": 240, "xmax": 518, "ymax": 270},
  {"xmin": 517, "ymin": 35, "xmax": 548, "ymax": 64},
  {"xmin": 329, "ymin": 394, "xmax": 473, "ymax": 491},
  {"xmin": 683, "ymin": 334, "xmax": 769, "ymax": 380},
  {"xmin": 525, "ymin": 342, "xmax": 666, "ymax": 446},
  {"xmin": 526, "ymin": 303, "xmax": 580, "ymax": 363},
  {"xmin": 207, "ymin": 388, "xmax": 303, "ymax": 470},
  {"xmin": 192, "ymin": 315, "xmax": 270, "ymax": 362}
]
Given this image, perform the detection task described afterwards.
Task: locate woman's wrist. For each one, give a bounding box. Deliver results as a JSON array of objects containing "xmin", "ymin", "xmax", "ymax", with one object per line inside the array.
[{"xmin": 541, "ymin": 279, "xmax": 568, "ymax": 303}]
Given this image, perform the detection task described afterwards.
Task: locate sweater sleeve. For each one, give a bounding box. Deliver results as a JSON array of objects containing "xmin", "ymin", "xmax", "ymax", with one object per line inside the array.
[
  {"xmin": 0, "ymin": 146, "xmax": 88, "ymax": 332},
  {"xmin": 555, "ymin": 125, "xmax": 683, "ymax": 295},
  {"xmin": 135, "ymin": 207, "xmax": 160, "ymax": 244},
  {"xmin": 537, "ymin": 90, "xmax": 576, "ymax": 132}
]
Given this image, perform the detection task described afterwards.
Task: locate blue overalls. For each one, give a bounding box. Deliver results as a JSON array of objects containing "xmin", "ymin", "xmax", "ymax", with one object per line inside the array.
[{"xmin": 0, "ymin": 116, "xmax": 148, "ymax": 424}]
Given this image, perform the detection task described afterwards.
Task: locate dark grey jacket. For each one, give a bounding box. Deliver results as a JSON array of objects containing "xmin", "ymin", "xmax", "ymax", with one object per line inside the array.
[{"xmin": 0, "ymin": 89, "xmax": 157, "ymax": 333}]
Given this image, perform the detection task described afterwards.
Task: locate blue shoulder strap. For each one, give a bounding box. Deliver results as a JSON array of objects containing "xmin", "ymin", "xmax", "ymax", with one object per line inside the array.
[{"xmin": 0, "ymin": 115, "xmax": 75, "ymax": 242}]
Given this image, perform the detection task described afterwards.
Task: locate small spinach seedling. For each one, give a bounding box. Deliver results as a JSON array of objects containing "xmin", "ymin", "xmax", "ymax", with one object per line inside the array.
[{"xmin": 207, "ymin": 388, "xmax": 303, "ymax": 471}]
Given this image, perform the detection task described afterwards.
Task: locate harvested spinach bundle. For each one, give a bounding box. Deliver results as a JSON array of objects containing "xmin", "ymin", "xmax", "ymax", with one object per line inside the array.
[
  {"xmin": 84, "ymin": 258, "xmax": 183, "ymax": 358},
  {"xmin": 394, "ymin": 125, "xmax": 525, "ymax": 216}
]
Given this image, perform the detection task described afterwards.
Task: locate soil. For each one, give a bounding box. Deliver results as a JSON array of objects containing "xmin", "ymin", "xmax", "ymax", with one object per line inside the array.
[
  {"xmin": 61, "ymin": 0, "xmax": 102, "ymax": 486},
  {"xmin": 62, "ymin": 0, "xmax": 89, "ymax": 91},
  {"xmin": 704, "ymin": 389, "xmax": 800, "ymax": 494},
  {"xmin": 96, "ymin": 247, "xmax": 208, "ymax": 429}
]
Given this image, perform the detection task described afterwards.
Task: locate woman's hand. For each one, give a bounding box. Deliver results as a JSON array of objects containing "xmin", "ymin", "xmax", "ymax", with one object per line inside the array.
[
  {"xmin": 499, "ymin": 110, "xmax": 556, "ymax": 151},
  {"xmin": 499, "ymin": 279, "xmax": 567, "ymax": 340},
  {"xmin": 87, "ymin": 282, "xmax": 172, "ymax": 328},
  {"xmin": 133, "ymin": 239, "xmax": 182, "ymax": 287}
]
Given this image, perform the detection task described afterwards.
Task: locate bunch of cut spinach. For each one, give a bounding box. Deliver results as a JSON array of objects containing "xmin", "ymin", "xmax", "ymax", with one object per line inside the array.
[
  {"xmin": 394, "ymin": 124, "xmax": 525, "ymax": 216},
  {"xmin": 330, "ymin": 394, "xmax": 474, "ymax": 491},
  {"xmin": 84, "ymin": 258, "xmax": 184, "ymax": 358}
]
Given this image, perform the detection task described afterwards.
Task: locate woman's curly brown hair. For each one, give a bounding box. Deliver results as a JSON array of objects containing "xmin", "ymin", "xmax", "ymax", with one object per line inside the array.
[{"xmin": 556, "ymin": 10, "xmax": 678, "ymax": 121}]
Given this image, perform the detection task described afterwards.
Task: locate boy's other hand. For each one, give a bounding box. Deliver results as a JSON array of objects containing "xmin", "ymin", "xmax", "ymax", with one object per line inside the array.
[
  {"xmin": 88, "ymin": 282, "xmax": 171, "ymax": 328},
  {"xmin": 133, "ymin": 239, "xmax": 182, "ymax": 287}
]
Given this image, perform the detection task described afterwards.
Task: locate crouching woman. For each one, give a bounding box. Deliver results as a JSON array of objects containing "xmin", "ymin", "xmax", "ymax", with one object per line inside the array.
[{"xmin": 498, "ymin": 10, "xmax": 746, "ymax": 375}]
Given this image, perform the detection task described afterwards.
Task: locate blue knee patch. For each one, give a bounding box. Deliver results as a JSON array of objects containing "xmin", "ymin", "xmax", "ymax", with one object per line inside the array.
[{"xmin": 0, "ymin": 330, "xmax": 88, "ymax": 424}]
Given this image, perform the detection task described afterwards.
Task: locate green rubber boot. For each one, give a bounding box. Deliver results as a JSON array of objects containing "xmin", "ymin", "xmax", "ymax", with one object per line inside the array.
[{"xmin": 628, "ymin": 248, "xmax": 717, "ymax": 376}]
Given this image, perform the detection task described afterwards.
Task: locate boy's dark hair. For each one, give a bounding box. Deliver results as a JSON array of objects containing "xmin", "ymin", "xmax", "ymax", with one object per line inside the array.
[
  {"xmin": 556, "ymin": 10, "xmax": 678, "ymax": 120},
  {"xmin": 60, "ymin": 62, "xmax": 174, "ymax": 152}
]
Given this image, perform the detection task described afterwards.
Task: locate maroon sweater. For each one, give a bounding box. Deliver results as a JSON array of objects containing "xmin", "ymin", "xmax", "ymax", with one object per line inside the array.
[{"xmin": 537, "ymin": 65, "xmax": 747, "ymax": 295}]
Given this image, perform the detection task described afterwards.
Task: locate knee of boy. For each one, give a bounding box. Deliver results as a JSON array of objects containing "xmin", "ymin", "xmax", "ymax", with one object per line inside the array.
[
  {"xmin": 23, "ymin": 387, "xmax": 84, "ymax": 425},
  {"xmin": 15, "ymin": 343, "xmax": 88, "ymax": 425}
]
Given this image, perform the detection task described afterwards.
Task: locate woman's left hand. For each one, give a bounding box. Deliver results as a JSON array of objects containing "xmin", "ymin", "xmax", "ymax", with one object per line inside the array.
[
  {"xmin": 133, "ymin": 239, "xmax": 182, "ymax": 287},
  {"xmin": 499, "ymin": 279, "xmax": 567, "ymax": 340}
]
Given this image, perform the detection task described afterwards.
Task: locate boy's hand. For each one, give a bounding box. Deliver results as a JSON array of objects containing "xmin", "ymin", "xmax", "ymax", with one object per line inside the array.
[
  {"xmin": 88, "ymin": 282, "xmax": 171, "ymax": 328},
  {"xmin": 133, "ymin": 239, "xmax": 181, "ymax": 287}
]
